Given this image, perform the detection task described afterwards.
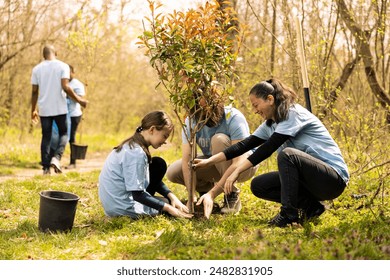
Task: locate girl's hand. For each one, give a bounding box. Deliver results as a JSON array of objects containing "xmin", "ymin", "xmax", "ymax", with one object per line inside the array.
[
  {"xmin": 165, "ymin": 204, "xmax": 193, "ymax": 219},
  {"xmin": 224, "ymin": 170, "xmax": 240, "ymax": 194},
  {"xmin": 168, "ymin": 193, "xmax": 189, "ymax": 213},
  {"xmin": 192, "ymin": 158, "xmax": 210, "ymax": 170},
  {"xmin": 196, "ymin": 192, "xmax": 214, "ymax": 219}
]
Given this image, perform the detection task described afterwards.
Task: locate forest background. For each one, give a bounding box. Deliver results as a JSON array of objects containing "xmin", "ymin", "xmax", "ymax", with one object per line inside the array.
[
  {"xmin": 1, "ymin": 0, "xmax": 389, "ymax": 198},
  {"xmin": 0, "ymin": 0, "xmax": 389, "ymax": 260}
]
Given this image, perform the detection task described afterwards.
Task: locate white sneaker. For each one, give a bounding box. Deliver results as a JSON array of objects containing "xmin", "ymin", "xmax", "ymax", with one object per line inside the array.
[
  {"xmin": 221, "ymin": 192, "xmax": 242, "ymax": 214},
  {"xmin": 50, "ymin": 157, "xmax": 62, "ymax": 173}
]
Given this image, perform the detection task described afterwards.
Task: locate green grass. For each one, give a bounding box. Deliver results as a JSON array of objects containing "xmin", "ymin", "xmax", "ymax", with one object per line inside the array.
[
  {"xmin": 0, "ymin": 132, "xmax": 389, "ymax": 260},
  {"xmin": 1, "ymin": 167, "xmax": 389, "ymax": 260}
]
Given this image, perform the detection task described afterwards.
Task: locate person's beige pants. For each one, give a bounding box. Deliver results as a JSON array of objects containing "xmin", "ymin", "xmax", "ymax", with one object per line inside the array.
[{"xmin": 166, "ymin": 133, "xmax": 258, "ymax": 193}]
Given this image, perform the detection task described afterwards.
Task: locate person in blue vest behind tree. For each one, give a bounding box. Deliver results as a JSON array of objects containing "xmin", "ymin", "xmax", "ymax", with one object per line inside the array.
[
  {"xmin": 166, "ymin": 100, "xmax": 258, "ymax": 215},
  {"xmin": 50, "ymin": 64, "xmax": 85, "ymax": 169},
  {"xmin": 193, "ymin": 78, "xmax": 349, "ymax": 227},
  {"xmin": 66, "ymin": 64, "xmax": 86, "ymax": 169},
  {"xmin": 98, "ymin": 111, "xmax": 193, "ymax": 219}
]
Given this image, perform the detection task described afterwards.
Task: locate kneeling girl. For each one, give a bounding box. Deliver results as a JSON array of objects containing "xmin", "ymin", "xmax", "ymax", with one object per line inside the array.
[{"xmin": 99, "ymin": 111, "xmax": 192, "ymax": 219}]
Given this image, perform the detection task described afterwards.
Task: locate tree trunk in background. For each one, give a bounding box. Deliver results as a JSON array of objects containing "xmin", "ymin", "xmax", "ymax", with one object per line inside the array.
[
  {"xmin": 261, "ymin": 0, "xmax": 269, "ymax": 42},
  {"xmin": 337, "ymin": 0, "xmax": 390, "ymax": 123},
  {"xmin": 270, "ymin": 0, "xmax": 277, "ymax": 75},
  {"xmin": 319, "ymin": 3, "xmax": 339, "ymax": 93},
  {"xmin": 373, "ymin": 0, "xmax": 388, "ymax": 89},
  {"xmin": 281, "ymin": 0, "xmax": 299, "ymax": 90},
  {"xmin": 320, "ymin": 56, "xmax": 360, "ymax": 119},
  {"xmin": 217, "ymin": 0, "xmax": 240, "ymax": 40}
]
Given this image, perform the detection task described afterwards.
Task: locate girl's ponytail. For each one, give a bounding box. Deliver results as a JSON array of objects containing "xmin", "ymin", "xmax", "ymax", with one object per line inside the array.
[{"xmin": 114, "ymin": 111, "xmax": 173, "ymax": 163}]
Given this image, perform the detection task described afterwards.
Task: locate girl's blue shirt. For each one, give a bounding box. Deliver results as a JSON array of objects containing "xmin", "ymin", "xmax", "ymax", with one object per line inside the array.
[{"xmin": 98, "ymin": 143, "xmax": 159, "ymax": 218}]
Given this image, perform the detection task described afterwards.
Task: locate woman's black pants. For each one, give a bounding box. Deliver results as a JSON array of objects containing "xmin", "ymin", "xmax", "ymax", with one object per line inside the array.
[{"xmin": 250, "ymin": 147, "xmax": 346, "ymax": 217}]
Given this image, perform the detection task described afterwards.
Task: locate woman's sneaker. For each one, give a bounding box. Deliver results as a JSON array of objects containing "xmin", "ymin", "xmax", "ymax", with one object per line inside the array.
[
  {"xmin": 65, "ymin": 164, "xmax": 76, "ymax": 170},
  {"xmin": 300, "ymin": 201, "xmax": 325, "ymax": 223},
  {"xmin": 221, "ymin": 192, "xmax": 242, "ymax": 214},
  {"xmin": 268, "ymin": 210, "xmax": 299, "ymax": 227}
]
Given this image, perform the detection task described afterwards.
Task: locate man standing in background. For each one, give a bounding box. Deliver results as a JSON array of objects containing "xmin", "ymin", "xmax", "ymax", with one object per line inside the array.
[{"xmin": 31, "ymin": 45, "xmax": 88, "ymax": 175}]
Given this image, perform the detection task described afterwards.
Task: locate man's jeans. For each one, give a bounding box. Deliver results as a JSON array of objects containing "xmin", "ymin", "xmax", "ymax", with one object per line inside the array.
[{"xmin": 40, "ymin": 114, "xmax": 68, "ymax": 168}]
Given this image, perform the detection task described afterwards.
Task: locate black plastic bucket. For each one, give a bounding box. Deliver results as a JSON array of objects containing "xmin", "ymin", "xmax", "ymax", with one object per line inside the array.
[
  {"xmin": 71, "ymin": 143, "xmax": 88, "ymax": 160},
  {"xmin": 38, "ymin": 190, "xmax": 80, "ymax": 233}
]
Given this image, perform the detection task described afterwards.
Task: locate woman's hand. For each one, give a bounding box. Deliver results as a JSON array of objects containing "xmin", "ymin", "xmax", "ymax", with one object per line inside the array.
[
  {"xmin": 224, "ymin": 170, "xmax": 240, "ymax": 194},
  {"xmin": 193, "ymin": 153, "xmax": 226, "ymax": 170},
  {"xmin": 196, "ymin": 192, "xmax": 215, "ymax": 219},
  {"xmin": 168, "ymin": 193, "xmax": 189, "ymax": 213},
  {"xmin": 192, "ymin": 158, "xmax": 211, "ymax": 170}
]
